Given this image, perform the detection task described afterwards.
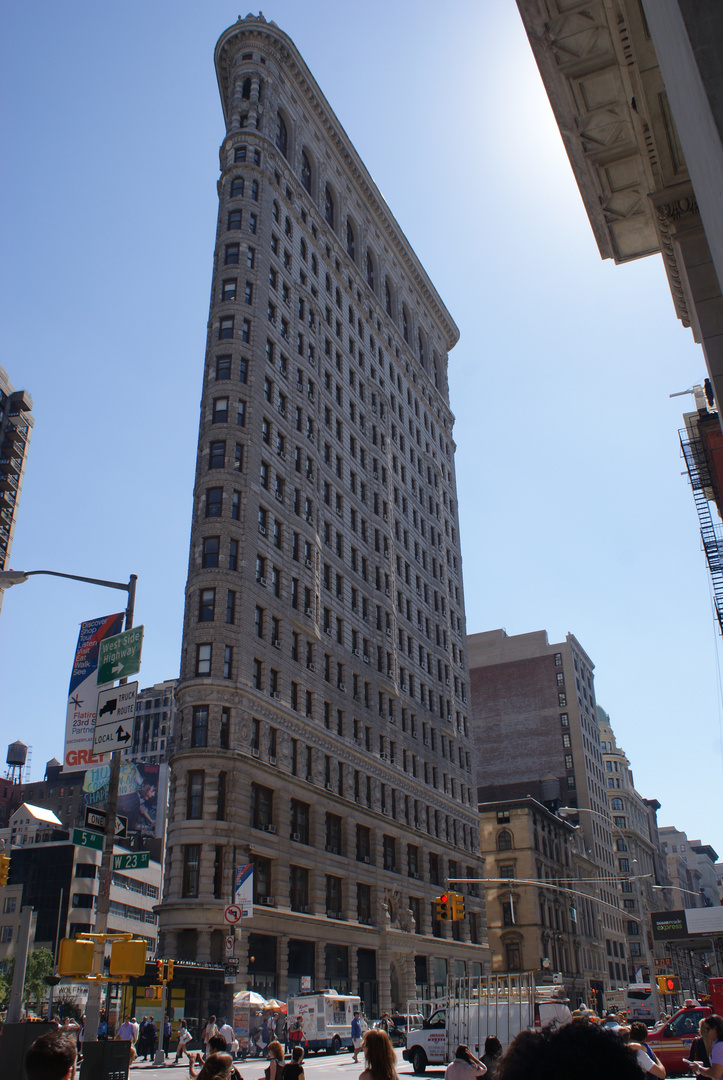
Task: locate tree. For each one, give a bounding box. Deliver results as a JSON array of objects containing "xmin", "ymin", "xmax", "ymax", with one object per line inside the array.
[{"xmin": 0, "ymin": 948, "xmax": 55, "ymax": 1012}]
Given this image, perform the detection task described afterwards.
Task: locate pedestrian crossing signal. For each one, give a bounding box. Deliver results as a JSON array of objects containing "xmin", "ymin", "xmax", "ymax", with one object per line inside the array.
[
  {"xmin": 656, "ymin": 975, "xmax": 681, "ymax": 994},
  {"xmin": 436, "ymin": 893, "xmax": 450, "ymax": 920}
]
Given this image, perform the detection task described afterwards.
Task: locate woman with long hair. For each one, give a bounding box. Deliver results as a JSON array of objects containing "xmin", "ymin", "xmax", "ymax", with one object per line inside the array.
[
  {"xmin": 359, "ymin": 1029, "xmax": 398, "ymax": 1080},
  {"xmin": 190, "ymin": 1052, "xmax": 235, "ymax": 1080},
  {"xmin": 264, "ymin": 1040, "xmax": 285, "ymax": 1080},
  {"xmin": 689, "ymin": 1015, "xmax": 723, "ymax": 1079}
]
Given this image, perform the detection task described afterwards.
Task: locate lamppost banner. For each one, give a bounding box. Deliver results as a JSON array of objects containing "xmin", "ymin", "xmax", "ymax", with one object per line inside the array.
[
  {"xmin": 235, "ymin": 862, "xmax": 253, "ymax": 917},
  {"xmin": 62, "ymin": 612, "xmax": 124, "ymax": 773}
]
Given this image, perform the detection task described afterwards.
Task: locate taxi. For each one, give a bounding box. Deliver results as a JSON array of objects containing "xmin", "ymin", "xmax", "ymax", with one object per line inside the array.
[{"xmin": 646, "ymin": 1001, "xmax": 711, "ymax": 1074}]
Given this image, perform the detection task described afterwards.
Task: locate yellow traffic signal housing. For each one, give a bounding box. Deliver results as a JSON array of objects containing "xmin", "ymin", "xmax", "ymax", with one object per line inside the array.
[
  {"xmin": 657, "ymin": 975, "xmax": 681, "ymax": 995},
  {"xmin": 58, "ymin": 938, "xmax": 95, "ymax": 977},
  {"xmin": 0, "ymin": 854, "xmax": 10, "ymax": 886},
  {"xmin": 144, "ymin": 985, "xmax": 163, "ymax": 1000},
  {"xmin": 166, "ymin": 959, "xmax": 174, "ymax": 981},
  {"xmin": 436, "ymin": 893, "xmax": 450, "ymax": 920},
  {"xmin": 109, "ymin": 938, "xmax": 147, "ymax": 977},
  {"xmin": 451, "ymin": 892, "xmax": 466, "ymax": 921}
]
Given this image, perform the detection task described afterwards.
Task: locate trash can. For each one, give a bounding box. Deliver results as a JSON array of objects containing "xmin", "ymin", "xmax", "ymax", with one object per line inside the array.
[{"xmin": 79, "ymin": 1040, "xmax": 132, "ymax": 1080}]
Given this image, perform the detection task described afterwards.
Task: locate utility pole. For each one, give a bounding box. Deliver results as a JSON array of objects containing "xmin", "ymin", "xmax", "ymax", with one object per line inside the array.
[
  {"xmin": 7, "ymin": 906, "xmax": 36, "ymax": 1023},
  {"xmin": 84, "ymin": 575, "xmax": 137, "ymax": 1043}
]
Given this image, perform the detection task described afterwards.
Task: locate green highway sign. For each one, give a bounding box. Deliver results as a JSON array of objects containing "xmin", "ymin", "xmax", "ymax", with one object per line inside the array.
[
  {"xmin": 113, "ymin": 852, "xmax": 150, "ymax": 870},
  {"xmin": 73, "ymin": 828, "xmax": 104, "ymax": 851},
  {"xmin": 97, "ymin": 625, "xmax": 144, "ymax": 685}
]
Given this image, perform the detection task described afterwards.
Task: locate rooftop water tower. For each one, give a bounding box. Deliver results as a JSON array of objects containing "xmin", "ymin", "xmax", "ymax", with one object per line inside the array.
[{"xmin": 6, "ymin": 740, "xmax": 28, "ymax": 784}]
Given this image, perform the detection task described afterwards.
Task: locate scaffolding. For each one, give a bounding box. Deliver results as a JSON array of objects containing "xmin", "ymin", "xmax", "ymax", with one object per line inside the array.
[{"xmin": 680, "ymin": 427, "xmax": 723, "ymax": 634}]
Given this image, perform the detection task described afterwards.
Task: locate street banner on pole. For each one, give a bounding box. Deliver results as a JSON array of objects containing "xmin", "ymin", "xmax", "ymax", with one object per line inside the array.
[
  {"xmin": 62, "ymin": 612, "xmax": 124, "ymax": 773},
  {"xmin": 235, "ymin": 863, "xmax": 253, "ymax": 918}
]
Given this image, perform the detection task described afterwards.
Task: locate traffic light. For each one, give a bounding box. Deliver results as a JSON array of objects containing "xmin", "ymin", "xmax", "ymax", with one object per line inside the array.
[
  {"xmin": 157, "ymin": 959, "xmax": 164, "ymax": 982},
  {"xmin": 0, "ymin": 854, "xmax": 10, "ymax": 886},
  {"xmin": 436, "ymin": 893, "xmax": 450, "ymax": 920},
  {"xmin": 451, "ymin": 892, "xmax": 466, "ymax": 921},
  {"xmin": 109, "ymin": 938, "xmax": 147, "ymax": 977},
  {"xmin": 656, "ymin": 975, "xmax": 681, "ymax": 995},
  {"xmin": 166, "ymin": 959, "xmax": 174, "ymax": 982},
  {"xmin": 58, "ymin": 938, "xmax": 94, "ymax": 977}
]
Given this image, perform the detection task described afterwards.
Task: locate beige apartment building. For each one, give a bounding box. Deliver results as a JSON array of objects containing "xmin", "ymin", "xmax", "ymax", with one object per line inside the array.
[
  {"xmin": 479, "ymin": 796, "xmax": 611, "ymax": 1010},
  {"xmin": 157, "ymin": 15, "xmax": 489, "ymax": 1022}
]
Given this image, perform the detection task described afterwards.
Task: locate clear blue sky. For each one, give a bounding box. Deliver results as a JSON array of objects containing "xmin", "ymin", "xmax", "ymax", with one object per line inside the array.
[{"xmin": 1, "ymin": 1, "xmax": 720, "ymax": 858}]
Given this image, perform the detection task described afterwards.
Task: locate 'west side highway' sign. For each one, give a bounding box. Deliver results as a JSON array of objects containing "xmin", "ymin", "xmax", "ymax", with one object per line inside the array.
[
  {"xmin": 93, "ymin": 682, "xmax": 138, "ymax": 752},
  {"xmin": 97, "ymin": 626, "xmax": 144, "ymax": 685}
]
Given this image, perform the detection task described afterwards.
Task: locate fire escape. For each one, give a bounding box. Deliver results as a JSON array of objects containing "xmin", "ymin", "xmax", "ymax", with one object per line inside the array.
[{"xmin": 679, "ymin": 426, "xmax": 723, "ymax": 634}]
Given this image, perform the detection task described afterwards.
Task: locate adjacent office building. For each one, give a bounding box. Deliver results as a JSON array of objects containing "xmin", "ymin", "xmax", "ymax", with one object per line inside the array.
[
  {"xmin": 596, "ymin": 707, "xmax": 670, "ymax": 981},
  {"xmin": 158, "ymin": 15, "xmax": 488, "ymax": 1019},
  {"xmin": 467, "ymin": 629, "xmax": 628, "ymax": 990},
  {"xmin": 514, "ymin": 1, "xmax": 723, "ymax": 416}
]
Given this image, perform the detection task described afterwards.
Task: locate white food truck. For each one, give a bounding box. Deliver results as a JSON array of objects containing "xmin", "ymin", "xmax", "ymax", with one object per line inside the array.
[{"xmin": 287, "ymin": 990, "xmax": 362, "ymax": 1053}]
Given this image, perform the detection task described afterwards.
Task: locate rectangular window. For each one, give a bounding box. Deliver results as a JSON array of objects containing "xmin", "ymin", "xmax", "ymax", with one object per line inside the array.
[
  {"xmin": 205, "ymin": 487, "xmax": 222, "ymax": 517},
  {"xmin": 180, "ymin": 846, "xmax": 202, "ymax": 899},
  {"xmin": 191, "ymin": 706, "xmax": 208, "ymax": 747},
  {"xmin": 290, "ymin": 865, "xmax": 309, "ymax": 912},
  {"xmin": 202, "ymin": 537, "xmax": 220, "ymax": 568},
  {"xmin": 219, "ymin": 317, "xmax": 234, "ymax": 340},
  {"xmin": 290, "ymin": 799, "xmax": 310, "ymax": 844},
  {"xmin": 195, "ymin": 644, "xmax": 212, "ymax": 677},
  {"xmin": 199, "ymin": 588, "xmax": 215, "ymax": 621},
  {"xmin": 216, "ymin": 355, "xmax": 231, "ymax": 380},
  {"xmin": 225, "ymin": 243, "xmax": 240, "ymax": 265},
  {"xmin": 251, "ymin": 783, "xmax": 273, "ymax": 830},
  {"xmin": 227, "ymin": 210, "xmax": 242, "ymax": 230},
  {"xmin": 187, "ymin": 771, "xmax": 204, "ymax": 819}
]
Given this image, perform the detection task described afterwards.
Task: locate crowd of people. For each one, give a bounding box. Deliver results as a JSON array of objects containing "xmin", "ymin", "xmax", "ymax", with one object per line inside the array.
[{"xmin": 22, "ymin": 1007, "xmax": 723, "ymax": 1080}]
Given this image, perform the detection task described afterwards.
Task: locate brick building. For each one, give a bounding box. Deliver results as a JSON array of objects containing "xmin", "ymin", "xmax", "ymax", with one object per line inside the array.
[
  {"xmin": 158, "ymin": 14, "xmax": 488, "ymax": 1021},
  {"xmin": 467, "ymin": 628, "xmax": 627, "ymax": 992}
]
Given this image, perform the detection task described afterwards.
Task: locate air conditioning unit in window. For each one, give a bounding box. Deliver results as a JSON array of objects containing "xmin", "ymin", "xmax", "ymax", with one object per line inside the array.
[
  {"xmin": 387, "ymin": 669, "xmax": 394, "ymax": 678},
  {"xmin": 337, "ymin": 683, "xmax": 345, "ymax": 692},
  {"xmin": 305, "ymin": 711, "xmax": 313, "ymax": 719},
  {"xmin": 305, "ymin": 607, "xmax": 313, "ymax": 617},
  {"xmin": 264, "ymin": 823, "xmax": 276, "ymax": 834},
  {"xmin": 272, "ymin": 639, "xmax": 281, "ymax": 649},
  {"xmin": 384, "ymin": 589, "xmax": 391, "ymax": 598},
  {"xmin": 272, "ymin": 691, "xmax": 281, "ymax": 700},
  {"xmin": 305, "ymin": 774, "xmax": 313, "ymax": 783},
  {"xmin": 258, "ymin": 524, "xmax": 266, "ymax": 535},
  {"xmin": 363, "ymin": 855, "xmax": 371, "ymax": 864},
  {"xmin": 261, "ymin": 895, "xmax": 276, "ymax": 906},
  {"xmin": 324, "ymin": 627, "xmax": 332, "ymax": 636},
  {"xmin": 278, "ymin": 450, "xmax": 286, "ymax": 460},
  {"xmin": 251, "ymin": 748, "xmax": 260, "ymax": 757},
  {"xmin": 275, "ymin": 491, "xmax": 284, "ymax": 502},
  {"xmin": 363, "ymin": 655, "xmax": 369, "ymax": 664},
  {"xmin": 446, "ymin": 678, "xmax": 450, "ymax": 685},
  {"xmin": 373, "ymin": 470, "xmax": 379, "ymax": 479},
  {"xmin": 386, "ymin": 627, "xmax": 392, "ymax": 636},
  {"xmin": 401, "ymin": 684, "xmax": 408, "ymax": 692},
  {"xmin": 325, "ymin": 782, "xmax": 333, "ymax": 791},
  {"xmin": 336, "ymin": 506, "xmax": 342, "ymax": 516},
  {"xmin": 383, "ymin": 513, "xmax": 389, "ymax": 522},
  {"xmin": 259, "ymin": 577, "xmax": 268, "ymax": 587},
  {"xmin": 292, "ymin": 832, "xmax": 301, "ymax": 841},
  {"xmin": 268, "ymin": 755, "xmax": 277, "ymax": 765},
  {"xmin": 306, "ymin": 662, "xmax": 316, "ymax": 672},
  {"xmin": 304, "ymin": 558, "xmax": 313, "ymax": 568}
]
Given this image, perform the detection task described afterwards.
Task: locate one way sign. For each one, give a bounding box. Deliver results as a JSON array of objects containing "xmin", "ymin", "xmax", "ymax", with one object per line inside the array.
[{"xmin": 93, "ymin": 682, "xmax": 138, "ymax": 752}]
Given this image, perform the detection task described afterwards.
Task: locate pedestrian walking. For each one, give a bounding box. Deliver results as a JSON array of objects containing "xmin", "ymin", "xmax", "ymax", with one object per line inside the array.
[
  {"xmin": 351, "ymin": 1011, "xmax": 363, "ymax": 1063},
  {"xmin": 175, "ymin": 1019, "xmax": 193, "ymax": 1064}
]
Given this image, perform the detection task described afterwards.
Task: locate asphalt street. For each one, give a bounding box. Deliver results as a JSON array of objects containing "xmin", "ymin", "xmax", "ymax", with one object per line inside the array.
[{"xmin": 96, "ymin": 1046, "xmax": 425, "ymax": 1080}]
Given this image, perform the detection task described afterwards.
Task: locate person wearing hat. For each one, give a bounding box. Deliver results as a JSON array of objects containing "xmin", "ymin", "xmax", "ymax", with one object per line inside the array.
[{"xmin": 351, "ymin": 1011, "xmax": 363, "ymax": 1063}]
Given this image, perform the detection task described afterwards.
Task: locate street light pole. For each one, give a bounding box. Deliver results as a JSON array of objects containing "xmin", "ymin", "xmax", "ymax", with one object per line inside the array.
[{"xmin": 0, "ymin": 568, "xmax": 137, "ymax": 1040}]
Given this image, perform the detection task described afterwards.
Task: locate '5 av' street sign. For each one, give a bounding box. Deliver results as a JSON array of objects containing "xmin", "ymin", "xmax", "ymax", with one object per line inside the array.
[{"xmin": 97, "ymin": 626, "xmax": 144, "ymax": 685}]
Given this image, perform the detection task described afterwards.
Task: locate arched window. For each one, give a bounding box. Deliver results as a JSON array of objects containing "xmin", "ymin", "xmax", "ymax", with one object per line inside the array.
[
  {"xmin": 366, "ymin": 250, "xmax": 375, "ymax": 291},
  {"xmin": 275, "ymin": 112, "xmax": 288, "ymax": 158},
  {"xmin": 385, "ymin": 279, "xmax": 393, "ymax": 317},
  {"xmin": 402, "ymin": 306, "xmax": 409, "ymax": 344},
  {"xmin": 346, "ymin": 219, "xmax": 356, "ymax": 261},
  {"xmin": 301, "ymin": 150, "xmax": 312, "ymax": 193},
  {"xmin": 325, "ymin": 185, "xmax": 335, "ymax": 229},
  {"xmin": 241, "ymin": 77, "xmax": 251, "ymax": 101},
  {"xmin": 497, "ymin": 829, "xmax": 512, "ymax": 851},
  {"xmin": 611, "ymin": 798, "xmax": 624, "ymax": 811}
]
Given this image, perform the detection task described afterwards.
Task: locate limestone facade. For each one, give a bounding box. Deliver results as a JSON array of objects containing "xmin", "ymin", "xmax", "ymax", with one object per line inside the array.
[{"xmin": 158, "ymin": 15, "xmax": 489, "ymax": 1017}]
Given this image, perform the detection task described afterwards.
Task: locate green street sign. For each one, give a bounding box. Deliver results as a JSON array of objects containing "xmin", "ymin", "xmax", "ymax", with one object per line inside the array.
[
  {"xmin": 113, "ymin": 852, "xmax": 150, "ymax": 871},
  {"xmin": 73, "ymin": 828, "xmax": 104, "ymax": 851},
  {"xmin": 97, "ymin": 625, "xmax": 144, "ymax": 685}
]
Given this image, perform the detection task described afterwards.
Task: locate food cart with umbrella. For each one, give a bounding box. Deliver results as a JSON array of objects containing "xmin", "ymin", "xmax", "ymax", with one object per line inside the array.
[{"xmin": 233, "ymin": 990, "xmax": 269, "ymax": 1056}]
